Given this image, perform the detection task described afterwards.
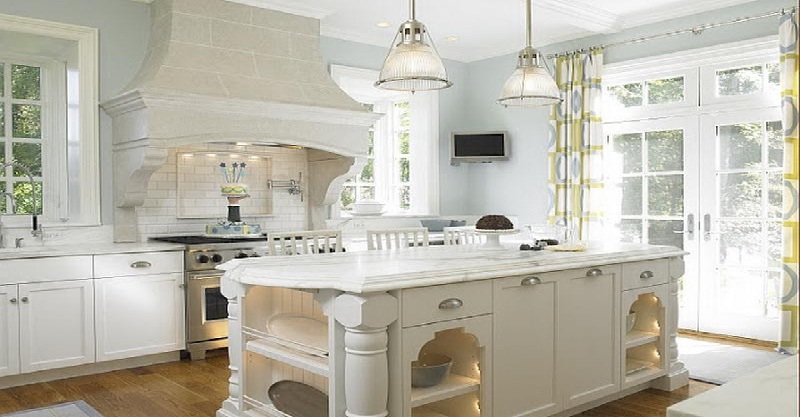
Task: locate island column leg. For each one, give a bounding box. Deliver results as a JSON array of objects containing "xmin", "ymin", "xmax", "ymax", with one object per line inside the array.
[
  {"xmin": 217, "ymin": 277, "xmax": 248, "ymax": 417},
  {"xmin": 653, "ymin": 256, "xmax": 690, "ymax": 391},
  {"xmin": 334, "ymin": 292, "xmax": 399, "ymax": 417}
]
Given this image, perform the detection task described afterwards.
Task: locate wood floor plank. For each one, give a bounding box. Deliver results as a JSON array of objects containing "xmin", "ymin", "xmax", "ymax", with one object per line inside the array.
[{"xmin": 0, "ymin": 354, "xmax": 716, "ymax": 417}]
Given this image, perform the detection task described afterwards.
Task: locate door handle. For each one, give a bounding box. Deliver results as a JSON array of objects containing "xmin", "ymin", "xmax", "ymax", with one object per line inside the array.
[
  {"xmin": 673, "ymin": 213, "xmax": 695, "ymax": 240},
  {"xmin": 438, "ymin": 298, "xmax": 463, "ymax": 310}
]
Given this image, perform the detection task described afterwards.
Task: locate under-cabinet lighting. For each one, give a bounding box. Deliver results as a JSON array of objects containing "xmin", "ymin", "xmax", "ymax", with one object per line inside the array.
[
  {"xmin": 206, "ymin": 153, "xmax": 218, "ymax": 157},
  {"xmin": 236, "ymin": 142, "xmax": 250, "ymax": 146},
  {"xmin": 444, "ymin": 35, "xmax": 458, "ymax": 42},
  {"xmin": 182, "ymin": 153, "xmax": 194, "ymax": 158},
  {"xmin": 376, "ymin": 22, "xmax": 391, "ymax": 28}
]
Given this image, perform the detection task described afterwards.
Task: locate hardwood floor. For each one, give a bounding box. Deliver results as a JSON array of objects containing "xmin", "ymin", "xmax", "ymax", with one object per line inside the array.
[{"xmin": 0, "ymin": 351, "xmax": 714, "ymax": 417}]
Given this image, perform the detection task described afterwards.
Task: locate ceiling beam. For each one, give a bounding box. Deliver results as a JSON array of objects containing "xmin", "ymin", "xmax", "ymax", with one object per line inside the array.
[{"xmin": 535, "ymin": 0, "xmax": 623, "ymax": 34}]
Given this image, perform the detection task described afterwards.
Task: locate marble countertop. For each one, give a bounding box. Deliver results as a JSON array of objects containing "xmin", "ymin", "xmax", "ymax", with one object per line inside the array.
[
  {"xmin": 0, "ymin": 242, "xmax": 186, "ymax": 260},
  {"xmin": 667, "ymin": 355, "xmax": 798, "ymax": 417},
  {"xmin": 220, "ymin": 243, "xmax": 685, "ymax": 293}
]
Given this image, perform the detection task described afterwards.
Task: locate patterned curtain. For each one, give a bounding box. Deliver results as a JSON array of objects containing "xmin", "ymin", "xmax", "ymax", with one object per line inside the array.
[
  {"xmin": 779, "ymin": 10, "xmax": 799, "ymax": 355},
  {"xmin": 547, "ymin": 49, "xmax": 604, "ymax": 241}
]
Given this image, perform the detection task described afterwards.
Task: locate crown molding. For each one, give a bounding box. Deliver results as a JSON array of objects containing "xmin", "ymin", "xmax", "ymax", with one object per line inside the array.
[
  {"xmin": 126, "ymin": 0, "xmax": 333, "ymax": 19},
  {"xmin": 620, "ymin": 0, "xmax": 759, "ymax": 29},
  {"xmin": 537, "ymin": 0, "xmax": 624, "ymax": 34}
]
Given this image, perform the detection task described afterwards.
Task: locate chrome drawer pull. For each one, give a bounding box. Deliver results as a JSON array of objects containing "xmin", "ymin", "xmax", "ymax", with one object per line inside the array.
[
  {"xmin": 521, "ymin": 277, "xmax": 542, "ymax": 286},
  {"xmin": 21, "ymin": 297, "xmax": 29, "ymax": 303},
  {"xmin": 9, "ymin": 298, "xmax": 17, "ymax": 304},
  {"xmin": 130, "ymin": 261, "xmax": 152, "ymax": 269},
  {"xmin": 438, "ymin": 298, "xmax": 463, "ymax": 310},
  {"xmin": 640, "ymin": 270, "xmax": 654, "ymax": 279},
  {"xmin": 586, "ymin": 268, "xmax": 603, "ymax": 277}
]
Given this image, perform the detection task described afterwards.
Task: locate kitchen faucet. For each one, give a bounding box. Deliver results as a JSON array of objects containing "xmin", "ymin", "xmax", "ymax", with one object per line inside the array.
[
  {"xmin": 0, "ymin": 191, "xmax": 17, "ymax": 249},
  {"xmin": 0, "ymin": 160, "xmax": 42, "ymax": 242}
]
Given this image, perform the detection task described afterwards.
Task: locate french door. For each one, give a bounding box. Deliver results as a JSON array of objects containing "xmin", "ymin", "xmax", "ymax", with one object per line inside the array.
[{"xmin": 606, "ymin": 108, "xmax": 782, "ymax": 341}]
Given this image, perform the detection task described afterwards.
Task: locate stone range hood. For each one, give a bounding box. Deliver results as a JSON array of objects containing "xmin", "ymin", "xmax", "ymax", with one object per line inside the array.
[{"xmin": 102, "ymin": 0, "xmax": 379, "ymax": 242}]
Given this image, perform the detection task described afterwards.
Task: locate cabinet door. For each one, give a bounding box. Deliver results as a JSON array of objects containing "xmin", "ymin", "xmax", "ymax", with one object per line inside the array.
[
  {"xmin": 493, "ymin": 275, "xmax": 559, "ymax": 417},
  {"xmin": 558, "ymin": 266, "xmax": 621, "ymax": 409},
  {"xmin": 95, "ymin": 273, "xmax": 185, "ymax": 361},
  {"xmin": 0, "ymin": 285, "xmax": 19, "ymax": 377},
  {"xmin": 18, "ymin": 280, "xmax": 95, "ymax": 373}
]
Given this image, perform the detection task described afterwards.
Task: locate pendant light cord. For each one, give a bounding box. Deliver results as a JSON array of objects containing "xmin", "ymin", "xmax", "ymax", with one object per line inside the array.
[{"xmin": 409, "ymin": 0, "xmax": 416, "ymax": 21}]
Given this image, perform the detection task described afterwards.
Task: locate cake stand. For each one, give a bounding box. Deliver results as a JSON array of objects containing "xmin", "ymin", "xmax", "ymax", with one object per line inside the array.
[{"xmin": 474, "ymin": 229, "xmax": 519, "ymax": 250}]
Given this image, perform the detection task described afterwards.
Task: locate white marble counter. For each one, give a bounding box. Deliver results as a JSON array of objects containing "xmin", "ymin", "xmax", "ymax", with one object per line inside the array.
[
  {"xmin": 667, "ymin": 355, "xmax": 798, "ymax": 417},
  {"xmin": 0, "ymin": 242, "xmax": 185, "ymax": 260},
  {"xmin": 220, "ymin": 242, "xmax": 685, "ymax": 293}
]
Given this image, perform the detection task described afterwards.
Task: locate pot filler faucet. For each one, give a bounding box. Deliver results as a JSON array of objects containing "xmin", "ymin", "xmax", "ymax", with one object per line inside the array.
[{"xmin": 0, "ymin": 160, "xmax": 42, "ymax": 248}]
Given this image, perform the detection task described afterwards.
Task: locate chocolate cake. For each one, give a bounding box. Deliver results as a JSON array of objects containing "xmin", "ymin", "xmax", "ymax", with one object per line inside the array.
[{"xmin": 475, "ymin": 215, "xmax": 514, "ymax": 230}]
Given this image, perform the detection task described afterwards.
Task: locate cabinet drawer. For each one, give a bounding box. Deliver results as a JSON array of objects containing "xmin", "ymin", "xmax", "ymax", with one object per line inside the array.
[
  {"xmin": 622, "ymin": 260, "xmax": 668, "ymax": 290},
  {"xmin": 401, "ymin": 280, "xmax": 491, "ymax": 327},
  {"xmin": 94, "ymin": 251, "xmax": 183, "ymax": 278},
  {"xmin": 0, "ymin": 256, "xmax": 92, "ymax": 284}
]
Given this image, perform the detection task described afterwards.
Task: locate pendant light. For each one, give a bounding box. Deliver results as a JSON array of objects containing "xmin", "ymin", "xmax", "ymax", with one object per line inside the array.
[
  {"xmin": 375, "ymin": 0, "xmax": 452, "ymax": 92},
  {"xmin": 497, "ymin": 0, "xmax": 561, "ymax": 107}
]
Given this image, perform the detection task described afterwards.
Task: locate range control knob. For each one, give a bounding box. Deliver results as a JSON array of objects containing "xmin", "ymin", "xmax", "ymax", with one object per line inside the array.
[
  {"xmin": 235, "ymin": 252, "xmax": 249, "ymax": 259},
  {"xmin": 211, "ymin": 254, "xmax": 223, "ymax": 263},
  {"xmin": 196, "ymin": 254, "xmax": 210, "ymax": 263}
]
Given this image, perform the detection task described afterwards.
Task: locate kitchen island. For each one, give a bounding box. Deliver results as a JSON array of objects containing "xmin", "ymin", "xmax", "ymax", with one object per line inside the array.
[{"xmin": 216, "ymin": 243, "xmax": 689, "ymax": 417}]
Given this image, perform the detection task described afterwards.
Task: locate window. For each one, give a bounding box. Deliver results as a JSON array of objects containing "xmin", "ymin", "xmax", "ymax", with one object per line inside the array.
[
  {"xmin": 1, "ymin": 60, "xmax": 44, "ymax": 215},
  {"xmin": 0, "ymin": 13, "xmax": 99, "ymax": 226},
  {"xmin": 331, "ymin": 65, "xmax": 439, "ymax": 216}
]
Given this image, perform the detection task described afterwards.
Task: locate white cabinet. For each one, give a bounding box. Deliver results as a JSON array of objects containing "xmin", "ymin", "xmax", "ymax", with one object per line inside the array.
[
  {"xmin": 95, "ymin": 272, "xmax": 185, "ymax": 361},
  {"xmin": 18, "ymin": 280, "xmax": 95, "ymax": 373},
  {"xmin": 0, "ymin": 285, "xmax": 19, "ymax": 377},
  {"xmin": 493, "ymin": 274, "xmax": 559, "ymax": 417},
  {"xmin": 558, "ymin": 265, "xmax": 621, "ymax": 409}
]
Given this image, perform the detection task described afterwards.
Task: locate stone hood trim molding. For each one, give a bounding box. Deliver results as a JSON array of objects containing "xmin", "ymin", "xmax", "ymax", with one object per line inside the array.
[{"xmin": 102, "ymin": 0, "xmax": 380, "ymax": 242}]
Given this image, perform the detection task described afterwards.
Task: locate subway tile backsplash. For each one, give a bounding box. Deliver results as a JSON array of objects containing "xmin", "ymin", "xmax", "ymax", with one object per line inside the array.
[{"xmin": 136, "ymin": 144, "xmax": 308, "ymax": 240}]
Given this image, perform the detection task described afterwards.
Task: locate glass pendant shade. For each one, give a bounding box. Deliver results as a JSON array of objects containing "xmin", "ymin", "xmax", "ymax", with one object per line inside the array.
[
  {"xmin": 497, "ymin": 59, "xmax": 561, "ymax": 107},
  {"xmin": 375, "ymin": 3, "xmax": 452, "ymax": 92},
  {"xmin": 497, "ymin": 0, "xmax": 561, "ymax": 107}
]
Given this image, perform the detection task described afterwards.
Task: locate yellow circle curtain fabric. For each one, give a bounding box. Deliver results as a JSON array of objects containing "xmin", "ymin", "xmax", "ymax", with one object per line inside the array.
[
  {"xmin": 547, "ymin": 49, "xmax": 604, "ymax": 241},
  {"xmin": 779, "ymin": 10, "xmax": 799, "ymax": 355}
]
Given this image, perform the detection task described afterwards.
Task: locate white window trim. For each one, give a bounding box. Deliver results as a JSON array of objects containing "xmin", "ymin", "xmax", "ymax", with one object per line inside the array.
[
  {"xmin": 0, "ymin": 13, "xmax": 100, "ymax": 227},
  {"xmin": 330, "ymin": 65, "xmax": 440, "ymax": 218}
]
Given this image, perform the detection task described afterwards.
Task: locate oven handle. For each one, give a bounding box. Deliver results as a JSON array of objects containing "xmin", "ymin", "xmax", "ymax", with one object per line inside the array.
[{"xmin": 187, "ymin": 273, "xmax": 223, "ymax": 281}]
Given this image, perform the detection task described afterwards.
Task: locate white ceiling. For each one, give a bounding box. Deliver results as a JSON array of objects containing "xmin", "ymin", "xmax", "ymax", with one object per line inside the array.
[{"xmin": 133, "ymin": 0, "xmax": 760, "ymax": 62}]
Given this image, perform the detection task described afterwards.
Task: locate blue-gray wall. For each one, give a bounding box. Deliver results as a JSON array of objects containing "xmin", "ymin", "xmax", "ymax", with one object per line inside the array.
[
  {"xmin": 459, "ymin": 0, "xmax": 795, "ymax": 225},
  {"xmin": 319, "ymin": 38, "xmax": 472, "ymax": 216},
  {"xmin": 0, "ymin": 0, "xmax": 151, "ymax": 224}
]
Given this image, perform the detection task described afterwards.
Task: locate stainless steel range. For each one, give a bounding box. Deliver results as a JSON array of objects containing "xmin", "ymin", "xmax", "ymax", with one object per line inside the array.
[{"xmin": 151, "ymin": 235, "xmax": 268, "ymax": 360}]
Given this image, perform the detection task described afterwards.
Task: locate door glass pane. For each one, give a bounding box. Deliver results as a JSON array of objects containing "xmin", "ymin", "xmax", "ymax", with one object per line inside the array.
[
  {"xmin": 647, "ymin": 129, "xmax": 683, "ymax": 172},
  {"xmin": 11, "ymin": 64, "xmax": 41, "ymax": 100},
  {"xmin": 718, "ymin": 220, "xmax": 762, "ymax": 267},
  {"xmin": 767, "ymin": 222, "xmax": 782, "ymax": 268},
  {"xmin": 0, "ymin": 63, "xmax": 4, "ymax": 97},
  {"xmin": 648, "ymin": 175, "xmax": 683, "ymax": 216},
  {"xmin": 619, "ymin": 219, "xmax": 642, "ymax": 243},
  {"xmin": 718, "ymin": 123, "xmax": 762, "ymax": 170},
  {"xmin": 719, "ymin": 172, "xmax": 763, "ymax": 217},
  {"xmin": 0, "ymin": 103, "xmax": 4, "ymax": 133},
  {"xmin": 622, "ymin": 177, "xmax": 642, "ymax": 215},
  {"xmin": 607, "ymin": 83, "xmax": 643, "ymax": 108},
  {"xmin": 766, "ymin": 271, "xmax": 781, "ymax": 318},
  {"xmin": 398, "ymin": 158, "xmax": 410, "ymax": 182},
  {"xmin": 399, "ymin": 185, "xmax": 410, "ymax": 209},
  {"xmin": 612, "ymin": 133, "xmax": 642, "ymax": 174},
  {"xmin": 717, "ymin": 66, "xmax": 763, "ymax": 96},
  {"xmin": 360, "ymin": 159, "xmax": 374, "ymax": 181},
  {"xmin": 768, "ymin": 172, "xmax": 783, "ymax": 219},
  {"xmin": 766, "ymin": 121, "xmax": 783, "ymax": 167},
  {"xmin": 647, "ymin": 77, "xmax": 684, "ymax": 105},
  {"xmin": 766, "ymin": 62, "xmax": 780, "ymax": 87},
  {"xmin": 648, "ymin": 220, "xmax": 684, "ymax": 249},
  {"xmin": 12, "ymin": 181, "xmax": 41, "ymax": 215},
  {"xmin": 0, "ymin": 181, "xmax": 5, "ymax": 213},
  {"xmin": 339, "ymin": 186, "xmax": 354, "ymax": 211},
  {"xmin": 715, "ymin": 268, "xmax": 768, "ymax": 316}
]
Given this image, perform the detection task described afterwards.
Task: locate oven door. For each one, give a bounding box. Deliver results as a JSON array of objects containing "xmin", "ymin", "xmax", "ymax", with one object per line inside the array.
[{"xmin": 186, "ymin": 271, "xmax": 228, "ymax": 343}]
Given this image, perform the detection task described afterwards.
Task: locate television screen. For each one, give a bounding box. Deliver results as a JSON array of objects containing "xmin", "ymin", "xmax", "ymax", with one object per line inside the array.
[{"xmin": 451, "ymin": 132, "xmax": 508, "ymax": 162}]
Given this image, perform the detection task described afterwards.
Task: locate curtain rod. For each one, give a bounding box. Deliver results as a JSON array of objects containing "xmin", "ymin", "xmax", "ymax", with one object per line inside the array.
[{"xmin": 548, "ymin": 6, "xmax": 797, "ymax": 58}]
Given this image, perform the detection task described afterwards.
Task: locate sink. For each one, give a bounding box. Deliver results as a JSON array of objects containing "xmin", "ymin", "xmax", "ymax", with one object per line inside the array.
[{"xmin": 0, "ymin": 246, "xmax": 54, "ymax": 257}]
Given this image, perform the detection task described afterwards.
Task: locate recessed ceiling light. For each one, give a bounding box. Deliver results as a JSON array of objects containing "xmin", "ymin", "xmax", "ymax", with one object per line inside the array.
[
  {"xmin": 444, "ymin": 35, "xmax": 458, "ymax": 42},
  {"xmin": 376, "ymin": 22, "xmax": 391, "ymax": 28}
]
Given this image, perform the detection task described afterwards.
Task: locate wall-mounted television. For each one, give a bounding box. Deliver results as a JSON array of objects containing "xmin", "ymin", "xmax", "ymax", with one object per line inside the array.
[{"xmin": 450, "ymin": 131, "xmax": 509, "ymax": 163}]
